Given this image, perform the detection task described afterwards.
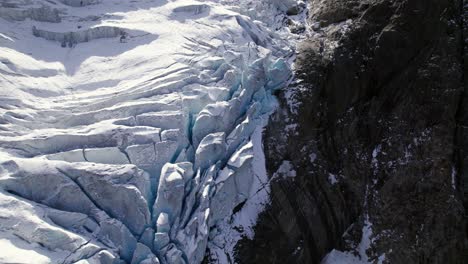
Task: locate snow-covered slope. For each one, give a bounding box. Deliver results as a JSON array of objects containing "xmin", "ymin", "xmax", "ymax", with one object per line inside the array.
[{"xmin": 0, "ymin": 0, "xmax": 300, "ymax": 263}]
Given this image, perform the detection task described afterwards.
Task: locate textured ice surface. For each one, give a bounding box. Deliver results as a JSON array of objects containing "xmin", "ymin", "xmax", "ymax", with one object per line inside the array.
[{"xmin": 0, "ymin": 0, "xmax": 296, "ymax": 263}]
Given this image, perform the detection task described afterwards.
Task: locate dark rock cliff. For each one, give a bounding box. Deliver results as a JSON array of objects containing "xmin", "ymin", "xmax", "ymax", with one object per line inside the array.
[{"xmin": 236, "ymin": 0, "xmax": 468, "ymax": 263}]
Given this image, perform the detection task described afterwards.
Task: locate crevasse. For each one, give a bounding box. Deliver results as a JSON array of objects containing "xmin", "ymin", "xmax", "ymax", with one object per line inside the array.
[{"xmin": 0, "ymin": 0, "xmax": 296, "ymax": 263}]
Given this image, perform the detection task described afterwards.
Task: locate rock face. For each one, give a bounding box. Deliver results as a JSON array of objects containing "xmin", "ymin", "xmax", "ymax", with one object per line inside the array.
[{"xmin": 237, "ymin": 0, "xmax": 468, "ymax": 263}]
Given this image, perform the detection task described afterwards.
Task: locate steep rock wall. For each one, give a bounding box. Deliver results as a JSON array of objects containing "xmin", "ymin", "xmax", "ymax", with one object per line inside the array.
[{"xmin": 236, "ymin": 0, "xmax": 468, "ymax": 263}]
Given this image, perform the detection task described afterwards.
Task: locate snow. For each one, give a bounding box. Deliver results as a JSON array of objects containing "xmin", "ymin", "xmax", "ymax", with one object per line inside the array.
[
  {"xmin": 322, "ymin": 215, "xmax": 387, "ymax": 264},
  {"xmin": 372, "ymin": 144, "xmax": 382, "ymax": 175},
  {"xmin": 206, "ymin": 124, "xmax": 273, "ymax": 263},
  {"xmin": 372, "ymin": 144, "xmax": 381, "ymax": 166},
  {"xmin": 328, "ymin": 173, "xmax": 338, "ymax": 185},
  {"xmin": 0, "ymin": 233, "xmax": 57, "ymax": 264},
  {"xmin": 0, "ymin": 0, "xmax": 297, "ymax": 262},
  {"xmin": 452, "ymin": 166, "xmax": 457, "ymax": 190},
  {"xmin": 195, "ymin": 132, "xmax": 227, "ymax": 170},
  {"xmin": 310, "ymin": 153, "xmax": 317, "ymax": 163},
  {"xmin": 275, "ymin": 160, "xmax": 297, "ymax": 179},
  {"xmin": 84, "ymin": 147, "xmax": 130, "ymax": 164}
]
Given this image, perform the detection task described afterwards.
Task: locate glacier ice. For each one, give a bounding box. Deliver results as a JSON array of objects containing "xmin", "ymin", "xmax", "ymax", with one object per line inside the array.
[
  {"xmin": 153, "ymin": 163, "xmax": 187, "ymax": 229},
  {"xmin": 0, "ymin": 0, "xmax": 295, "ymax": 263},
  {"xmin": 33, "ymin": 26, "xmax": 125, "ymax": 47},
  {"xmin": 84, "ymin": 147, "xmax": 130, "ymax": 164},
  {"xmin": 0, "ymin": 1, "xmax": 61, "ymax": 23},
  {"xmin": 195, "ymin": 132, "xmax": 227, "ymax": 170},
  {"xmin": 60, "ymin": 0, "xmax": 100, "ymax": 7}
]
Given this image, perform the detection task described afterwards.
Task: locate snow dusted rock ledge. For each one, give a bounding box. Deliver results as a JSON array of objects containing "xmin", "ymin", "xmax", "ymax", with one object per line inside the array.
[{"xmin": 0, "ymin": 0, "xmax": 298, "ymax": 263}]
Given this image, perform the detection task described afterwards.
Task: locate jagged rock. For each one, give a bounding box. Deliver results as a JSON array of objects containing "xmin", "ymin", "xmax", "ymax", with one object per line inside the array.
[{"xmin": 237, "ymin": 0, "xmax": 468, "ymax": 263}]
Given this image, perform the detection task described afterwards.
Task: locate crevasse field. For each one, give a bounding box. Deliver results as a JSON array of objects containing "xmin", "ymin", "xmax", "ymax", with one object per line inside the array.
[{"xmin": 0, "ymin": 0, "xmax": 302, "ymax": 263}]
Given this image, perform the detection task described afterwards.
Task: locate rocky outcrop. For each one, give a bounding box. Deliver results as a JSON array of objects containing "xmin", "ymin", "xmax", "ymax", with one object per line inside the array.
[{"xmin": 236, "ymin": 0, "xmax": 468, "ymax": 263}]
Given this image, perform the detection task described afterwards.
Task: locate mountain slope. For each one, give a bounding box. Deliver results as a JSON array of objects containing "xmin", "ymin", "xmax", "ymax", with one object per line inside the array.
[{"xmin": 236, "ymin": 0, "xmax": 468, "ymax": 263}]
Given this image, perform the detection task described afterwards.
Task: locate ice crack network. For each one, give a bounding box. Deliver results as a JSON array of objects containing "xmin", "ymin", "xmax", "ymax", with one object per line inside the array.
[{"xmin": 0, "ymin": 0, "xmax": 296, "ymax": 263}]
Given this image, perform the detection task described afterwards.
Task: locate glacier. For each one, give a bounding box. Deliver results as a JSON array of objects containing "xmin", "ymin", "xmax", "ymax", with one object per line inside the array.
[{"xmin": 0, "ymin": 0, "xmax": 303, "ymax": 263}]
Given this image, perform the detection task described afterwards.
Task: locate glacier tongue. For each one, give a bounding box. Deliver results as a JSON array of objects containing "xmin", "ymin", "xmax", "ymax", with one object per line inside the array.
[{"xmin": 0, "ymin": 0, "xmax": 295, "ymax": 263}]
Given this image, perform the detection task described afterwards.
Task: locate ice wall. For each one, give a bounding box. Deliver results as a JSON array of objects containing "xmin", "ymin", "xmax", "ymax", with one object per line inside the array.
[
  {"xmin": 32, "ymin": 26, "xmax": 124, "ymax": 46},
  {"xmin": 60, "ymin": 0, "xmax": 100, "ymax": 7},
  {"xmin": 0, "ymin": 4, "xmax": 61, "ymax": 22}
]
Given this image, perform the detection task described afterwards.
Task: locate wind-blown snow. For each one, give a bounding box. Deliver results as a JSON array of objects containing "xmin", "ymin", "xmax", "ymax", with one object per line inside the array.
[
  {"xmin": 0, "ymin": 0, "xmax": 297, "ymax": 263},
  {"xmin": 321, "ymin": 215, "xmax": 386, "ymax": 264}
]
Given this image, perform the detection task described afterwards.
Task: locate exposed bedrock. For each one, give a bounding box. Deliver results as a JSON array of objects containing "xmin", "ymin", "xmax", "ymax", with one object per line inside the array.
[{"xmin": 236, "ymin": 0, "xmax": 468, "ymax": 263}]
